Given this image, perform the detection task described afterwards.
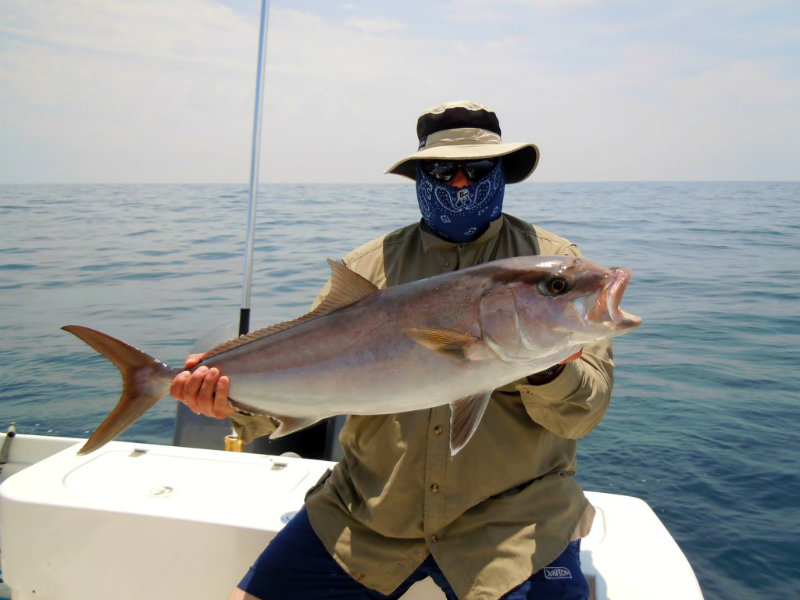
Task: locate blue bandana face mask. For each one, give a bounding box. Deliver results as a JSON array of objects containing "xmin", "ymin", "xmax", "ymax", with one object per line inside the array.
[{"xmin": 416, "ymin": 159, "xmax": 505, "ymax": 243}]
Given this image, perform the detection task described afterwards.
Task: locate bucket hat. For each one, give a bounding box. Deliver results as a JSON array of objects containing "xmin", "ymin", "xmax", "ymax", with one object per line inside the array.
[{"xmin": 386, "ymin": 100, "xmax": 539, "ymax": 184}]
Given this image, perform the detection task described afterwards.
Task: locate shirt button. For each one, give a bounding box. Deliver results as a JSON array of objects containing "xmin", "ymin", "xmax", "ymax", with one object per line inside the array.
[
  {"xmin": 430, "ymin": 535, "xmax": 439, "ymax": 543},
  {"xmin": 430, "ymin": 483, "xmax": 440, "ymax": 493},
  {"xmin": 433, "ymin": 425, "xmax": 443, "ymax": 435},
  {"xmin": 443, "ymin": 260, "xmax": 449, "ymax": 267}
]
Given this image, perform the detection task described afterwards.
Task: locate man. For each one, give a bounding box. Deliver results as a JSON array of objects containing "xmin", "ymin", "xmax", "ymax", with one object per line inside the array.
[{"xmin": 172, "ymin": 101, "xmax": 612, "ymax": 600}]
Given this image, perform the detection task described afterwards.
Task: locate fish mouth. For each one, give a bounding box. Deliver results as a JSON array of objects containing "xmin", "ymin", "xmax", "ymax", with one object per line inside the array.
[{"xmin": 589, "ymin": 268, "xmax": 642, "ymax": 329}]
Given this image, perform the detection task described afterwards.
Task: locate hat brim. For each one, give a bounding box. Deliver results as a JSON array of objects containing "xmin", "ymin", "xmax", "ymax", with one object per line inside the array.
[{"xmin": 386, "ymin": 142, "xmax": 539, "ymax": 184}]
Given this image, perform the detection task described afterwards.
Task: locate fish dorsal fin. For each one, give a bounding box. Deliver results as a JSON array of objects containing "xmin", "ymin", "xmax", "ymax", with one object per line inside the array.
[
  {"xmin": 405, "ymin": 327, "xmax": 482, "ymax": 360},
  {"xmin": 318, "ymin": 259, "xmax": 379, "ymax": 313},
  {"xmin": 449, "ymin": 392, "xmax": 492, "ymax": 455},
  {"xmin": 202, "ymin": 259, "xmax": 378, "ymax": 360}
]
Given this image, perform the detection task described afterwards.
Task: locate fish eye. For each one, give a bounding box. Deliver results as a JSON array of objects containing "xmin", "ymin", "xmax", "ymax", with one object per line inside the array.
[{"xmin": 540, "ymin": 276, "xmax": 569, "ymax": 296}]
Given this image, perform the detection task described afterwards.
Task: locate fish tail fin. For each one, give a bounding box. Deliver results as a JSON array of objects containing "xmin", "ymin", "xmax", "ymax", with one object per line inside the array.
[{"xmin": 62, "ymin": 325, "xmax": 177, "ymax": 455}]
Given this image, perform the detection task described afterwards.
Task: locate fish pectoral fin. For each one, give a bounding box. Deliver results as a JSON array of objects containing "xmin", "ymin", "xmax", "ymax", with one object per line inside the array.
[
  {"xmin": 449, "ymin": 392, "xmax": 491, "ymax": 455},
  {"xmin": 404, "ymin": 328, "xmax": 483, "ymax": 360},
  {"xmin": 269, "ymin": 415, "xmax": 324, "ymax": 439}
]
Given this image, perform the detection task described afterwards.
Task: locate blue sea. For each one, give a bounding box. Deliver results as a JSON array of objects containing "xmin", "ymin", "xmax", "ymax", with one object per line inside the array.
[{"xmin": 1, "ymin": 182, "xmax": 798, "ymax": 599}]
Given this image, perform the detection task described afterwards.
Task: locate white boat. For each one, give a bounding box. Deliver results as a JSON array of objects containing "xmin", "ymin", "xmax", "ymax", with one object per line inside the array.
[{"xmin": 0, "ymin": 430, "xmax": 703, "ymax": 599}]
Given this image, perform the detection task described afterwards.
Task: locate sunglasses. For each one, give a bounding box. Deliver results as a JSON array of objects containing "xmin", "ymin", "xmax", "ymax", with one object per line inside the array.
[{"xmin": 421, "ymin": 158, "xmax": 498, "ymax": 182}]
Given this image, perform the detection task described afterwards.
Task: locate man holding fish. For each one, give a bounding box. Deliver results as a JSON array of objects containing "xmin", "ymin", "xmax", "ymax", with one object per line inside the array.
[{"xmin": 170, "ymin": 101, "xmax": 635, "ymax": 600}]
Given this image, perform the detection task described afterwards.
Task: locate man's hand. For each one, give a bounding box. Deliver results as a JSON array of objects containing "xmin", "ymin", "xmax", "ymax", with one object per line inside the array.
[
  {"xmin": 170, "ymin": 354, "xmax": 234, "ymax": 419},
  {"xmin": 527, "ymin": 347, "xmax": 583, "ymax": 386}
]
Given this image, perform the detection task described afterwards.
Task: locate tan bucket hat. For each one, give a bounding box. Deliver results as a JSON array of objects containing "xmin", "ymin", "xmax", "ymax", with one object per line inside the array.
[{"xmin": 386, "ymin": 100, "xmax": 540, "ymax": 184}]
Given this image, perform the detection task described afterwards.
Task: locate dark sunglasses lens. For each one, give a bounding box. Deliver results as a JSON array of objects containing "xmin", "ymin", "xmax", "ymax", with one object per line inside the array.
[
  {"xmin": 422, "ymin": 158, "xmax": 498, "ymax": 182},
  {"xmin": 423, "ymin": 161, "xmax": 457, "ymax": 181},
  {"xmin": 462, "ymin": 159, "xmax": 497, "ymax": 180}
]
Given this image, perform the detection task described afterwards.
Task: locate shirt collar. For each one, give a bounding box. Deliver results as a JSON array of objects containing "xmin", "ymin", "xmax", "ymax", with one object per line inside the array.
[{"xmin": 420, "ymin": 215, "xmax": 505, "ymax": 251}]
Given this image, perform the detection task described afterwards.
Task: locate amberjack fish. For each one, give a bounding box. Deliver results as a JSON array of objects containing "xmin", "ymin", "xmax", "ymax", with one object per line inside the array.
[{"xmin": 63, "ymin": 255, "xmax": 641, "ymax": 456}]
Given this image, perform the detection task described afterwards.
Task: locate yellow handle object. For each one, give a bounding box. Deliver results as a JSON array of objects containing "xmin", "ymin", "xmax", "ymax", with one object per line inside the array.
[{"xmin": 225, "ymin": 434, "xmax": 243, "ymax": 452}]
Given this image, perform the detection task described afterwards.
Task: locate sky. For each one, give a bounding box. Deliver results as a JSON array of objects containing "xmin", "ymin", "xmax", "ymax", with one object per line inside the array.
[{"xmin": 0, "ymin": 0, "xmax": 798, "ymax": 184}]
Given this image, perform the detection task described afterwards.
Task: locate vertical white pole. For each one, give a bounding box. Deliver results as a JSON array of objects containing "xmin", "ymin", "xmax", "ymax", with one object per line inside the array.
[{"xmin": 239, "ymin": 0, "xmax": 271, "ymax": 336}]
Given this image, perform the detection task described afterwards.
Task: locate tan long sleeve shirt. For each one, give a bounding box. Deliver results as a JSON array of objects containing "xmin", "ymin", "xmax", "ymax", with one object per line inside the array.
[{"xmin": 232, "ymin": 214, "xmax": 614, "ymax": 600}]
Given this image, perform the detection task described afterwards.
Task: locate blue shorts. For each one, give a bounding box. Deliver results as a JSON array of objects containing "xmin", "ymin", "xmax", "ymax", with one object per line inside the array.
[{"xmin": 239, "ymin": 507, "xmax": 589, "ymax": 599}]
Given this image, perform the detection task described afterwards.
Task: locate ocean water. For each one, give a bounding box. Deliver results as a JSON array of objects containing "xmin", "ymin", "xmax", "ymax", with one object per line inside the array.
[{"xmin": 1, "ymin": 181, "xmax": 798, "ymax": 599}]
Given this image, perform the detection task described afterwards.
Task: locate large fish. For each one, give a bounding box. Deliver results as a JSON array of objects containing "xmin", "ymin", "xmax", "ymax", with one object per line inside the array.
[{"xmin": 63, "ymin": 255, "xmax": 641, "ymax": 456}]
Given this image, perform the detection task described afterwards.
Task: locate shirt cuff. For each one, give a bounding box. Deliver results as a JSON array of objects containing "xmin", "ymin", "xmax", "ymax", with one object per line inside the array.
[
  {"xmin": 517, "ymin": 361, "xmax": 583, "ymax": 406},
  {"xmin": 229, "ymin": 412, "xmax": 277, "ymax": 445}
]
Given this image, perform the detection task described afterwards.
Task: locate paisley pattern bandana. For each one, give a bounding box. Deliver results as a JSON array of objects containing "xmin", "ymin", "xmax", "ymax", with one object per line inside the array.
[{"xmin": 415, "ymin": 159, "xmax": 505, "ymax": 243}]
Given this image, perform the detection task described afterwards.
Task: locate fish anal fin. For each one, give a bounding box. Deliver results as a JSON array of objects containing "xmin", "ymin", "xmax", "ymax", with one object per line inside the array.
[
  {"xmin": 449, "ymin": 392, "xmax": 491, "ymax": 455},
  {"xmin": 203, "ymin": 260, "xmax": 378, "ymax": 360},
  {"xmin": 404, "ymin": 327, "xmax": 482, "ymax": 360},
  {"xmin": 269, "ymin": 415, "xmax": 325, "ymax": 439}
]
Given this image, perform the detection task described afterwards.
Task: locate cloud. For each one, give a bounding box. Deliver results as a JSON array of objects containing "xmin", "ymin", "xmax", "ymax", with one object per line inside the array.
[
  {"xmin": 343, "ymin": 17, "xmax": 409, "ymax": 34},
  {"xmin": 0, "ymin": 0, "xmax": 797, "ymax": 183},
  {"xmin": 437, "ymin": 0, "xmax": 599, "ymax": 21},
  {"xmin": 0, "ymin": 0, "xmax": 258, "ymax": 182}
]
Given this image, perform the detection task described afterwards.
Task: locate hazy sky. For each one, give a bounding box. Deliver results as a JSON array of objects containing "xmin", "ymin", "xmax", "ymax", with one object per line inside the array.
[{"xmin": 1, "ymin": 0, "xmax": 797, "ymax": 183}]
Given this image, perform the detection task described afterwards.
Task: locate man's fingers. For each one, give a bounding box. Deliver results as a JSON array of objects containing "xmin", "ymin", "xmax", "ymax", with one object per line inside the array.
[
  {"xmin": 170, "ymin": 365, "xmax": 231, "ymax": 419},
  {"xmin": 184, "ymin": 353, "xmax": 206, "ymax": 369},
  {"xmin": 211, "ymin": 376, "xmax": 234, "ymax": 418},
  {"xmin": 170, "ymin": 370, "xmax": 191, "ymax": 401},
  {"xmin": 182, "ymin": 366, "xmax": 209, "ymax": 408},
  {"xmin": 197, "ymin": 367, "xmax": 221, "ymax": 406}
]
